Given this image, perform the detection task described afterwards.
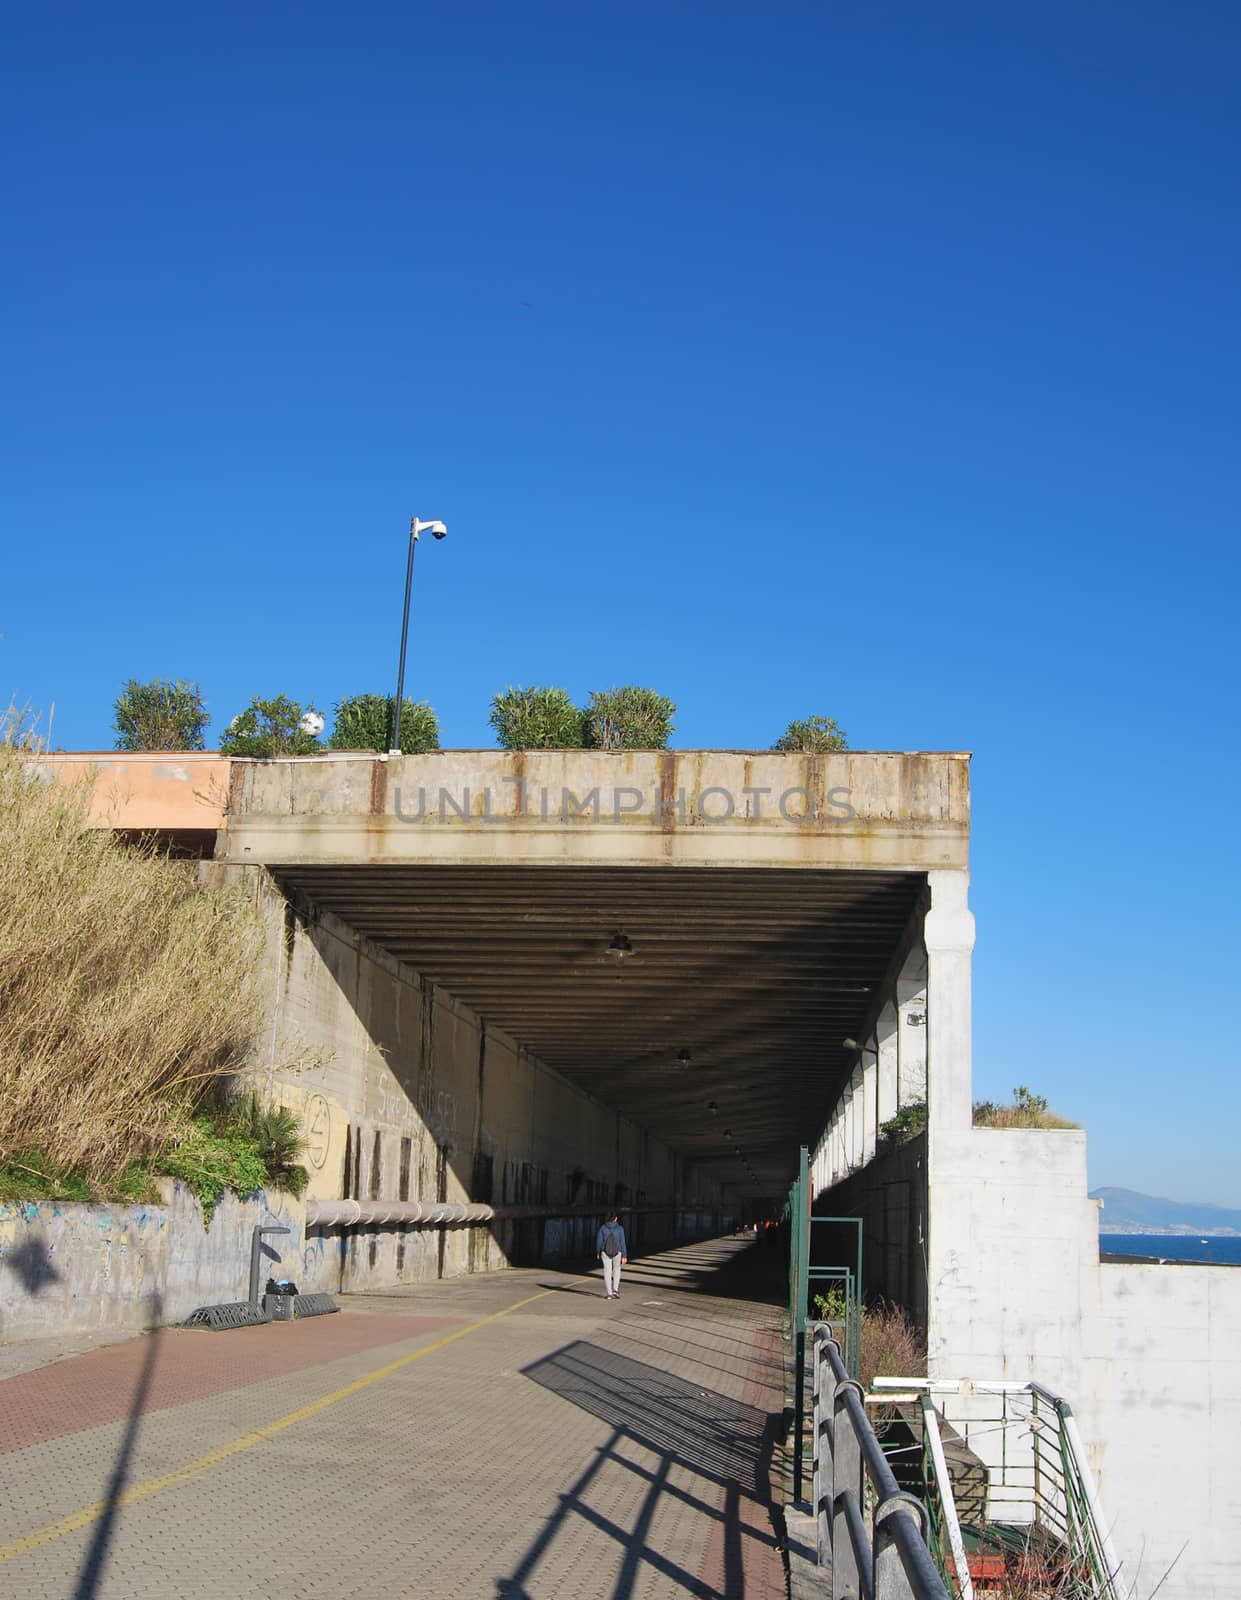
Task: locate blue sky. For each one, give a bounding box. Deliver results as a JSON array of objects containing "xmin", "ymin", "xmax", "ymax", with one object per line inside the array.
[{"xmin": 3, "ymin": 4, "xmax": 1238, "ymax": 1204}]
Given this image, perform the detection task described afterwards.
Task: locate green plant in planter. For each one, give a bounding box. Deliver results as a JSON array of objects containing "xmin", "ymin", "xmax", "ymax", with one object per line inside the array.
[
  {"xmin": 219, "ymin": 695, "xmax": 324, "ymax": 758},
  {"xmin": 583, "ymin": 686, "xmax": 675, "ymax": 750},
  {"xmin": 329, "ymin": 693, "xmax": 440, "ymax": 754},
  {"xmin": 773, "ymin": 715, "xmax": 849, "ymax": 753},
  {"xmin": 113, "ymin": 679, "xmax": 209, "ymax": 751},
  {"xmin": 490, "ymin": 686, "xmax": 586, "ymax": 749}
]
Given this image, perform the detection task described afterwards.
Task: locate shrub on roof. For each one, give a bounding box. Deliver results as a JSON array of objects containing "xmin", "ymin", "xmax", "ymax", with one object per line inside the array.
[
  {"xmin": 219, "ymin": 695, "xmax": 324, "ymax": 758},
  {"xmin": 773, "ymin": 715, "xmax": 849, "ymax": 753},
  {"xmin": 490, "ymin": 686, "xmax": 586, "ymax": 750},
  {"xmin": 583, "ymin": 687, "xmax": 675, "ymax": 751},
  {"xmin": 329, "ymin": 694, "xmax": 440, "ymax": 754},
  {"xmin": 113, "ymin": 679, "xmax": 209, "ymax": 752}
]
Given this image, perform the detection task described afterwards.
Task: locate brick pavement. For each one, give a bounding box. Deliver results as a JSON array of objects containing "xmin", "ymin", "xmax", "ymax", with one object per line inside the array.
[{"xmin": 0, "ymin": 1236, "xmax": 787, "ymax": 1599}]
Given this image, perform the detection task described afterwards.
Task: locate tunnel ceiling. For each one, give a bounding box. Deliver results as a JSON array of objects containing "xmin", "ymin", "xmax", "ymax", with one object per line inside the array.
[{"xmin": 273, "ymin": 864, "xmax": 925, "ymax": 1195}]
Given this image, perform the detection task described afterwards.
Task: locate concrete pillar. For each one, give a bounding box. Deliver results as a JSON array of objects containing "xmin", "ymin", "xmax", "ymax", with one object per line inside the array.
[
  {"xmin": 896, "ymin": 949, "xmax": 929, "ymax": 1107},
  {"xmin": 876, "ymin": 1001, "xmax": 899, "ymax": 1133},
  {"xmin": 849, "ymin": 1064, "xmax": 864, "ymax": 1168},
  {"xmin": 861, "ymin": 1040, "xmax": 878, "ymax": 1165},
  {"xmin": 831, "ymin": 1108, "xmax": 846, "ymax": 1184},
  {"xmin": 924, "ymin": 869, "xmax": 975, "ymax": 1135}
]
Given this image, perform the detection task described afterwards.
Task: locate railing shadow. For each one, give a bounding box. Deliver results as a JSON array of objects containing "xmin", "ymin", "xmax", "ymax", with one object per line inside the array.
[
  {"xmin": 496, "ymin": 1339, "xmax": 780, "ymax": 1599},
  {"xmin": 2, "ymin": 1232, "xmax": 64, "ymax": 1297},
  {"xmin": 69, "ymin": 1290, "xmax": 163, "ymax": 1600}
]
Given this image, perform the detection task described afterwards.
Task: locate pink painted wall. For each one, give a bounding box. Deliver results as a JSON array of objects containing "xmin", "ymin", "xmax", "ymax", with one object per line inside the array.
[{"xmin": 35, "ymin": 752, "xmax": 230, "ymax": 831}]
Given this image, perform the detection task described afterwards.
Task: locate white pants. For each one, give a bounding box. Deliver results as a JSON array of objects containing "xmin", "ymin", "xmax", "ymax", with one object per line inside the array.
[{"xmin": 602, "ymin": 1253, "xmax": 622, "ymax": 1295}]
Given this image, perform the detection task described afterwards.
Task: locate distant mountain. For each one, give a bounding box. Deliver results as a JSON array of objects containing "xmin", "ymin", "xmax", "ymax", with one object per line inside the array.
[{"xmin": 1090, "ymin": 1186, "xmax": 1241, "ymax": 1236}]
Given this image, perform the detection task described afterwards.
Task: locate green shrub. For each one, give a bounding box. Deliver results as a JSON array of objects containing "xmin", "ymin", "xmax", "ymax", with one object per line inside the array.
[
  {"xmin": 219, "ymin": 695, "xmax": 324, "ymax": 758},
  {"xmin": 489, "ymin": 686, "xmax": 586, "ymax": 750},
  {"xmin": 155, "ymin": 1096, "xmax": 308, "ymax": 1222},
  {"xmin": 773, "ymin": 715, "xmax": 849, "ymax": 753},
  {"xmin": 113, "ymin": 679, "xmax": 209, "ymax": 752},
  {"xmin": 878, "ymin": 1101, "xmax": 927, "ymax": 1148},
  {"xmin": 0, "ymin": 1098, "xmax": 308, "ymax": 1220},
  {"xmin": 583, "ymin": 686, "xmax": 675, "ymax": 751},
  {"xmin": 813, "ymin": 1287, "xmax": 848, "ymax": 1322},
  {"xmin": 329, "ymin": 694, "xmax": 440, "ymax": 754},
  {"xmin": 158, "ymin": 1114, "xmax": 269, "ymax": 1223},
  {"xmin": 0, "ymin": 1150, "xmax": 94, "ymax": 1204},
  {"xmin": 228, "ymin": 1094, "xmax": 309, "ymax": 1197}
]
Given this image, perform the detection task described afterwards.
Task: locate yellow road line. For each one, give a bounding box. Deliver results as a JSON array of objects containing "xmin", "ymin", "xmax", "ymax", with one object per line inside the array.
[{"xmin": 0, "ymin": 1287, "xmax": 553, "ymax": 1563}]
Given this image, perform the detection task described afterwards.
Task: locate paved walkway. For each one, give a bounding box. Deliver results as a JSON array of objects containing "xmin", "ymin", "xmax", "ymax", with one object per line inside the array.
[{"xmin": 0, "ymin": 1236, "xmax": 788, "ymax": 1599}]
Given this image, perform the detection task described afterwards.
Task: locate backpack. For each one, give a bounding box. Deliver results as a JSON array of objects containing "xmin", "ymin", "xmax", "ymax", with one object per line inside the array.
[{"xmin": 602, "ymin": 1226, "xmax": 621, "ymax": 1258}]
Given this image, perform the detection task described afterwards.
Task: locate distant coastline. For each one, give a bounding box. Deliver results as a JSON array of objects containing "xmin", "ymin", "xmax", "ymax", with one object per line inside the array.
[
  {"xmin": 1097, "ymin": 1224, "xmax": 1241, "ymax": 1237},
  {"xmin": 1090, "ymin": 1185, "xmax": 1241, "ymax": 1236}
]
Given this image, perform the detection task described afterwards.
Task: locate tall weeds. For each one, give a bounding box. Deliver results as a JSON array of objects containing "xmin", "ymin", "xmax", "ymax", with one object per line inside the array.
[{"xmin": 0, "ymin": 732, "xmax": 265, "ymax": 1182}]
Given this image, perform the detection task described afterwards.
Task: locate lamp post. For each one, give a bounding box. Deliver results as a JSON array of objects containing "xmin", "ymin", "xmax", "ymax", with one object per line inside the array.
[{"xmin": 390, "ymin": 517, "xmax": 447, "ymax": 755}]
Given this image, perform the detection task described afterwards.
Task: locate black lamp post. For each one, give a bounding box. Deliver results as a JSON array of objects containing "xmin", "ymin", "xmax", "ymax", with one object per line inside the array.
[{"xmin": 390, "ymin": 516, "xmax": 447, "ymax": 754}]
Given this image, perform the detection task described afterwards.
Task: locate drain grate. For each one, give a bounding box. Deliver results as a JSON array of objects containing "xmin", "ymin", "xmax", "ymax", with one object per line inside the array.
[
  {"xmin": 292, "ymin": 1293, "xmax": 339, "ymax": 1318},
  {"xmin": 185, "ymin": 1301, "xmax": 273, "ymax": 1331}
]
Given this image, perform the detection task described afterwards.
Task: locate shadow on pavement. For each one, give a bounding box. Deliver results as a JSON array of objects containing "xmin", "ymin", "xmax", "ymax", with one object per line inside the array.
[
  {"xmin": 496, "ymin": 1339, "xmax": 780, "ymax": 1599},
  {"xmin": 70, "ymin": 1291, "xmax": 163, "ymax": 1600}
]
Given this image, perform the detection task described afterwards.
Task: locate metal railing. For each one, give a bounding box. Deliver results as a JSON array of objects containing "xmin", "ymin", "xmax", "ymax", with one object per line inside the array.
[
  {"xmin": 872, "ymin": 1377, "xmax": 1125, "ymax": 1599},
  {"xmin": 811, "ymin": 1325, "xmax": 951, "ymax": 1600}
]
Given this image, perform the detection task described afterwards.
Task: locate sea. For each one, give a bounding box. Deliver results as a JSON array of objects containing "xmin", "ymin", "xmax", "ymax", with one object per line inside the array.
[{"xmin": 1099, "ymin": 1232, "xmax": 1241, "ymax": 1265}]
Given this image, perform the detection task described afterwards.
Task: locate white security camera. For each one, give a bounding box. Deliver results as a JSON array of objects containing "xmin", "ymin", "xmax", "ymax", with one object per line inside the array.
[
  {"xmin": 411, "ymin": 517, "xmax": 448, "ymax": 541},
  {"xmin": 428, "ymin": 521, "xmax": 447, "ymax": 540}
]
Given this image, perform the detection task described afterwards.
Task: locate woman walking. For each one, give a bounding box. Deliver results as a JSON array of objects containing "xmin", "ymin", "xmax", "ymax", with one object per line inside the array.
[{"xmin": 596, "ymin": 1212, "xmax": 628, "ymax": 1299}]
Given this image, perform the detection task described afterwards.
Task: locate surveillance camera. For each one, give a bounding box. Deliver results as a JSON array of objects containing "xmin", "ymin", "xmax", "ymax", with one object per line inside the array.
[{"xmin": 428, "ymin": 521, "xmax": 447, "ymax": 540}]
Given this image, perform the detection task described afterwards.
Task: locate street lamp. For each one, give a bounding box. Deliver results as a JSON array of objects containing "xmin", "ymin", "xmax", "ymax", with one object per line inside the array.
[{"xmin": 390, "ymin": 517, "xmax": 447, "ymax": 755}]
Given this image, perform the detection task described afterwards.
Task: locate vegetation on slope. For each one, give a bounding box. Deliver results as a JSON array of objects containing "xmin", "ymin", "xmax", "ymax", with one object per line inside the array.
[{"xmin": 0, "ymin": 720, "xmax": 306, "ymax": 1217}]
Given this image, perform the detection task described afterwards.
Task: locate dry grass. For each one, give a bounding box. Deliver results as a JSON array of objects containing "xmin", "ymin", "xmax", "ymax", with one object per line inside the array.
[
  {"xmin": 860, "ymin": 1299, "xmax": 925, "ymax": 1390},
  {"xmin": 973, "ymin": 1104, "xmax": 1079, "ymax": 1131},
  {"xmin": 0, "ymin": 726, "xmax": 266, "ymax": 1183}
]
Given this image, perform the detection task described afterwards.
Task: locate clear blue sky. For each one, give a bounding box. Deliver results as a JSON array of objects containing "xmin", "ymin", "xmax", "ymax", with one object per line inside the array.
[{"xmin": 3, "ymin": 4, "xmax": 1238, "ymax": 1204}]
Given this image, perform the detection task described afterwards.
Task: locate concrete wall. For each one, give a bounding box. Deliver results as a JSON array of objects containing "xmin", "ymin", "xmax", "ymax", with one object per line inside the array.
[
  {"xmin": 1083, "ymin": 1262, "xmax": 1241, "ymax": 1598},
  {"xmin": 925, "ymin": 1128, "xmax": 1099, "ymax": 1391},
  {"xmin": 0, "ymin": 1182, "xmax": 303, "ymax": 1340},
  {"xmin": 235, "ymin": 869, "xmax": 727, "ymax": 1293},
  {"xmin": 925, "ymin": 1125, "xmax": 1241, "ymax": 1599},
  {"xmin": 35, "ymin": 752, "xmax": 229, "ymax": 830},
  {"xmin": 817, "ymin": 1132, "xmax": 928, "ymax": 1328}
]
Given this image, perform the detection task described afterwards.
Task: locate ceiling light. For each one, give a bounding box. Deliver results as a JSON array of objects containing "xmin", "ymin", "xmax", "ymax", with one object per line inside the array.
[
  {"xmin": 707, "ymin": 1101, "xmax": 718, "ymax": 1115},
  {"xmin": 606, "ymin": 932, "xmax": 634, "ymax": 960},
  {"xmin": 675, "ymin": 1049, "xmax": 691, "ymax": 1069}
]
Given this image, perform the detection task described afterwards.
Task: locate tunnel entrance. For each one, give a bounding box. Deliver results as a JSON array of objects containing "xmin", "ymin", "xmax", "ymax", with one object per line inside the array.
[{"xmin": 271, "ymin": 863, "xmax": 925, "ymax": 1204}]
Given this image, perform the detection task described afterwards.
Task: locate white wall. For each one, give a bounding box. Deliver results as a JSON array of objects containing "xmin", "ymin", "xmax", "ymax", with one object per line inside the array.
[{"xmin": 1082, "ymin": 1262, "xmax": 1241, "ymax": 1599}]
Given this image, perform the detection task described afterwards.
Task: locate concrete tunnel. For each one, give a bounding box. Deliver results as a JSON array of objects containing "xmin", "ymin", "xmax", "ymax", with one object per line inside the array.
[
  {"xmin": 40, "ymin": 744, "xmax": 969, "ymax": 1298},
  {"xmin": 185, "ymin": 746, "xmax": 969, "ymax": 1299}
]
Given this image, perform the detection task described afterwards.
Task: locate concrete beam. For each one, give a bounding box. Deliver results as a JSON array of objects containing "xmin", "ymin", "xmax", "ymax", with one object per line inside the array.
[{"xmin": 223, "ymin": 750, "xmax": 969, "ymax": 872}]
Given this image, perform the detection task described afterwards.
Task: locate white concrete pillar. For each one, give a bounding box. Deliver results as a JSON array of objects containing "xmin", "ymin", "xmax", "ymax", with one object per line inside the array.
[
  {"xmin": 832, "ymin": 1107, "xmax": 846, "ymax": 1183},
  {"xmin": 896, "ymin": 948, "xmax": 928, "ymax": 1107},
  {"xmin": 876, "ymin": 1001, "xmax": 899, "ymax": 1133},
  {"xmin": 925, "ymin": 869, "xmax": 975, "ymax": 1135},
  {"xmin": 861, "ymin": 1039, "xmax": 878, "ymax": 1165},
  {"xmin": 849, "ymin": 1064, "xmax": 865, "ymax": 1168}
]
